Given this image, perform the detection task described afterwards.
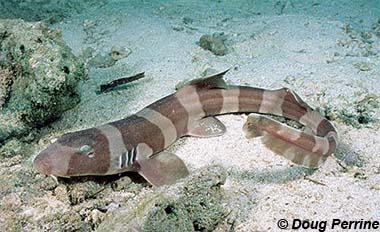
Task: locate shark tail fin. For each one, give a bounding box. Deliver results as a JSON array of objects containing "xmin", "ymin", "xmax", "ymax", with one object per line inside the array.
[{"xmin": 243, "ymin": 114, "xmax": 329, "ymax": 168}]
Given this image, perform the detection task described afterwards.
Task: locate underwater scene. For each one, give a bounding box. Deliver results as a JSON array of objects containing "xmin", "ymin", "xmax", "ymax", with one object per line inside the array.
[{"xmin": 0, "ymin": 0, "xmax": 380, "ymax": 231}]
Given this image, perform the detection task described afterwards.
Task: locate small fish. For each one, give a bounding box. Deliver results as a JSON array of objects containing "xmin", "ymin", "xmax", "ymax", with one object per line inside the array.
[{"xmin": 34, "ymin": 70, "xmax": 338, "ymax": 186}]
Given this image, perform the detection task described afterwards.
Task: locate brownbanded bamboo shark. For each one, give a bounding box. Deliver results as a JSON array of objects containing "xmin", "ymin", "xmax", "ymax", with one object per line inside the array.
[{"xmin": 34, "ymin": 70, "xmax": 338, "ymax": 186}]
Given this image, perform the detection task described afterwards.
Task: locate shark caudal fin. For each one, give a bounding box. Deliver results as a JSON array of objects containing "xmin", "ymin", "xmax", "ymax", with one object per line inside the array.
[
  {"xmin": 137, "ymin": 152, "xmax": 189, "ymax": 186},
  {"xmin": 243, "ymin": 114, "xmax": 331, "ymax": 168}
]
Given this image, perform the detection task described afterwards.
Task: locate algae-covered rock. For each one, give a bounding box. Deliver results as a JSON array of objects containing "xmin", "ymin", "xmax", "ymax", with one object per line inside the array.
[
  {"xmin": 0, "ymin": 68, "xmax": 12, "ymax": 107},
  {"xmin": 0, "ymin": 138, "xmax": 33, "ymax": 158},
  {"xmin": 97, "ymin": 165, "xmax": 228, "ymax": 232},
  {"xmin": 68, "ymin": 181, "xmax": 106, "ymax": 205},
  {"xmin": 199, "ymin": 32, "xmax": 229, "ymax": 56},
  {"xmin": 0, "ymin": 19, "xmax": 86, "ymax": 142},
  {"xmin": 335, "ymin": 93, "xmax": 379, "ymax": 128}
]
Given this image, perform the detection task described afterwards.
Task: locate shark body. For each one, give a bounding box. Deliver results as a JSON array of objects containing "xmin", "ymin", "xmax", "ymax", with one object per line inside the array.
[{"xmin": 34, "ymin": 71, "xmax": 338, "ymax": 186}]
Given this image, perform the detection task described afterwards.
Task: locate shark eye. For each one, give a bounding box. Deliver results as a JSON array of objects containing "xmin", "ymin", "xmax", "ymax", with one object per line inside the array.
[
  {"xmin": 79, "ymin": 144, "xmax": 95, "ymax": 158},
  {"xmin": 79, "ymin": 144, "xmax": 92, "ymax": 153}
]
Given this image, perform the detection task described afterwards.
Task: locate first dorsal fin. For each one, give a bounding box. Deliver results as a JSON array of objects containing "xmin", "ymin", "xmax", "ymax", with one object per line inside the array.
[{"xmin": 176, "ymin": 69, "xmax": 229, "ymax": 90}]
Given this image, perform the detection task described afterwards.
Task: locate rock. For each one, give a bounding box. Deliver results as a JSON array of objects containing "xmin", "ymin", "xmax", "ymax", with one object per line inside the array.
[
  {"xmin": 85, "ymin": 209, "xmax": 105, "ymax": 227},
  {"xmin": 353, "ymin": 62, "xmax": 372, "ymax": 71},
  {"xmin": 88, "ymin": 46, "xmax": 131, "ymax": 68},
  {"xmin": 111, "ymin": 46, "xmax": 132, "ymax": 61},
  {"xmin": 104, "ymin": 202, "xmax": 120, "ymax": 212},
  {"xmin": 182, "ymin": 17, "xmax": 193, "ymax": 25},
  {"xmin": 199, "ymin": 32, "xmax": 229, "ymax": 56},
  {"xmin": 68, "ymin": 181, "xmax": 105, "ymax": 205},
  {"xmin": 97, "ymin": 165, "xmax": 228, "ymax": 232},
  {"xmin": 0, "ymin": 19, "xmax": 86, "ymax": 142},
  {"xmin": 54, "ymin": 185, "xmax": 70, "ymax": 204},
  {"xmin": 111, "ymin": 176, "xmax": 132, "ymax": 191},
  {"xmin": 88, "ymin": 53, "xmax": 116, "ymax": 68}
]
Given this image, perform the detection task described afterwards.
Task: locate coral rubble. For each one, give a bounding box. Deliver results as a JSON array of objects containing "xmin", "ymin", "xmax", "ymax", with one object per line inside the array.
[{"xmin": 97, "ymin": 165, "xmax": 228, "ymax": 232}]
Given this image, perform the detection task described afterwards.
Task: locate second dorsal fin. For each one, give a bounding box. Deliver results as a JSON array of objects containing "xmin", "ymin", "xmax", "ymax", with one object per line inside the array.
[{"xmin": 177, "ymin": 69, "xmax": 230, "ymax": 90}]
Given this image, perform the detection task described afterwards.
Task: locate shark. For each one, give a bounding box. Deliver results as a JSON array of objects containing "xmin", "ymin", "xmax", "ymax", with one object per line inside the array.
[{"xmin": 34, "ymin": 70, "xmax": 338, "ymax": 186}]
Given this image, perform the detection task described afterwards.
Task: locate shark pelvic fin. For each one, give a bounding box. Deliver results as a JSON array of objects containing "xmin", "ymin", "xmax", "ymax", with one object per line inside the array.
[
  {"xmin": 187, "ymin": 116, "xmax": 226, "ymax": 138},
  {"xmin": 137, "ymin": 152, "xmax": 189, "ymax": 186}
]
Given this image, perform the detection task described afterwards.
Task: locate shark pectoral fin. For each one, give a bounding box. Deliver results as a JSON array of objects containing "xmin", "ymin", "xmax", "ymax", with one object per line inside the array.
[
  {"xmin": 137, "ymin": 152, "xmax": 189, "ymax": 187},
  {"xmin": 187, "ymin": 117, "xmax": 226, "ymax": 138}
]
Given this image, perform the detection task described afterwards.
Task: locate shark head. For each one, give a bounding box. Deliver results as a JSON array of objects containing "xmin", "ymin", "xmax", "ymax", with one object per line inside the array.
[{"xmin": 34, "ymin": 128, "xmax": 111, "ymax": 177}]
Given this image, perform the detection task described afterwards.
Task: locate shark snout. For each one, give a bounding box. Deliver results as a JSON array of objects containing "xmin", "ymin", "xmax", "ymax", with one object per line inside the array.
[
  {"xmin": 34, "ymin": 143, "xmax": 73, "ymax": 177},
  {"xmin": 33, "ymin": 149, "xmax": 53, "ymax": 176}
]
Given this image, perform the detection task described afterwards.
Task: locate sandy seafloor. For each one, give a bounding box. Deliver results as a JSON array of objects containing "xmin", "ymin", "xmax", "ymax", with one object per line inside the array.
[{"xmin": 2, "ymin": 0, "xmax": 380, "ymax": 231}]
